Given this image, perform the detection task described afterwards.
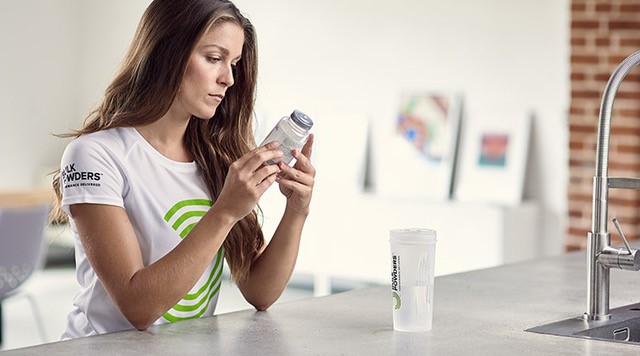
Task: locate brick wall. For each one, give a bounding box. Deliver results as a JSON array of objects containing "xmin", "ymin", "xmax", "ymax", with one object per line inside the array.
[{"xmin": 568, "ymin": 0, "xmax": 640, "ymax": 251}]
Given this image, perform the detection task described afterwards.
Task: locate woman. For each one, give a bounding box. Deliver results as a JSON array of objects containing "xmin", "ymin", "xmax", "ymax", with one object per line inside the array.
[{"xmin": 51, "ymin": 0, "xmax": 315, "ymax": 338}]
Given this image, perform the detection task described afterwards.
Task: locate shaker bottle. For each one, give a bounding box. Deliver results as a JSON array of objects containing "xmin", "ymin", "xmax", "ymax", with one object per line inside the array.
[
  {"xmin": 389, "ymin": 228, "xmax": 437, "ymax": 332},
  {"xmin": 259, "ymin": 109, "xmax": 314, "ymax": 165}
]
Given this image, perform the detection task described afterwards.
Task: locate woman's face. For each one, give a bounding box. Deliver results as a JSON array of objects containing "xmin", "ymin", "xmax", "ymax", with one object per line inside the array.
[{"xmin": 174, "ymin": 21, "xmax": 244, "ymax": 120}]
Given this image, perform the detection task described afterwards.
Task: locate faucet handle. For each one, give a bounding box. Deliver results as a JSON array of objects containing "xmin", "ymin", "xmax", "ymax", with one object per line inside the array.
[{"xmin": 612, "ymin": 218, "xmax": 633, "ymax": 255}]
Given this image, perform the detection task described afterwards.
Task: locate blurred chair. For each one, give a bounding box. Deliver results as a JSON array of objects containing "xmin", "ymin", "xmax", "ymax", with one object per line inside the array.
[{"xmin": 0, "ymin": 204, "xmax": 50, "ymax": 347}]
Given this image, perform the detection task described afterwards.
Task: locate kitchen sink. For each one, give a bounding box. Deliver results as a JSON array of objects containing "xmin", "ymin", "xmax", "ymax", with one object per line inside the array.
[
  {"xmin": 527, "ymin": 302, "xmax": 640, "ymax": 345},
  {"xmin": 525, "ymin": 50, "xmax": 640, "ymax": 348}
]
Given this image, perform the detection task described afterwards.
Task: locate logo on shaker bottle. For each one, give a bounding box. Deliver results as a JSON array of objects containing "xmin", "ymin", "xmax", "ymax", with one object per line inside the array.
[{"xmin": 391, "ymin": 254, "xmax": 401, "ymax": 309}]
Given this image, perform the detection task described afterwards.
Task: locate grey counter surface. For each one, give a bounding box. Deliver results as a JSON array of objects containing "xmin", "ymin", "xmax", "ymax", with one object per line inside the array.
[{"xmin": 5, "ymin": 250, "xmax": 640, "ymax": 355}]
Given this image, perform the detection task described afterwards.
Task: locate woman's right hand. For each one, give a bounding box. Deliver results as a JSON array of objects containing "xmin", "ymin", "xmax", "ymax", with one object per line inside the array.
[{"xmin": 213, "ymin": 142, "xmax": 283, "ymax": 222}]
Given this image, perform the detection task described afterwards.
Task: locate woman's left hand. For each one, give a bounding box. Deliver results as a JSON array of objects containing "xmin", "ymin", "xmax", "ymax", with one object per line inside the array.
[{"xmin": 276, "ymin": 134, "xmax": 316, "ymax": 216}]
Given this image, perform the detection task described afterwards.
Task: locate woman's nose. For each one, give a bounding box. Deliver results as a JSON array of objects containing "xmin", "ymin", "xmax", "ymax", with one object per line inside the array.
[{"xmin": 218, "ymin": 64, "xmax": 235, "ymax": 87}]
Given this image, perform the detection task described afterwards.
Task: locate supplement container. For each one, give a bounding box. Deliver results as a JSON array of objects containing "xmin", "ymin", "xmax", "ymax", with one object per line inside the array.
[{"xmin": 259, "ymin": 109, "xmax": 314, "ymax": 165}]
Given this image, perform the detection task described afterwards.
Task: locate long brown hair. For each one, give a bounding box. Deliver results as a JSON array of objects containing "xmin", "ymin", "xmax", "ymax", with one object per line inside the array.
[{"xmin": 51, "ymin": 0, "xmax": 262, "ymax": 283}]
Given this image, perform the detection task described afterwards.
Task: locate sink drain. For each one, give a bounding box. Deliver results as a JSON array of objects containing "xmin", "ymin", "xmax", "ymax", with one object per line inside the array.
[{"xmin": 613, "ymin": 327, "xmax": 630, "ymax": 342}]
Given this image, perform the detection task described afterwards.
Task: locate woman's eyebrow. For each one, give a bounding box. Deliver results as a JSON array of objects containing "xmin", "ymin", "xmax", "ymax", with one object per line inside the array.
[
  {"xmin": 202, "ymin": 44, "xmax": 229, "ymax": 55},
  {"xmin": 201, "ymin": 44, "xmax": 241, "ymax": 60}
]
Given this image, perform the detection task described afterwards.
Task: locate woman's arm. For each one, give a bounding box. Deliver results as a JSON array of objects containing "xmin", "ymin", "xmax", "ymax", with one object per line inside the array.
[
  {"xmin": 70, "ymin": 202, "xmax": 235, "ymax": 330},
  {"xmin": 70, "ymin": 143, "xmax": 284, "ymax": 330},
  {"xmin": 237, "ymin": 134, "xmax": 316, "ymax": 310}
]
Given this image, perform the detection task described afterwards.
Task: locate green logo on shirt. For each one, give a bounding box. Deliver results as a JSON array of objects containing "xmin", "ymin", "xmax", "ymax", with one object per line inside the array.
[
  {"xmin": 162, "ymin": 198, "xmax": 223, "ymax": 323},
  {"xmin": 163, "ymin": 199, "xmax": 213, "ymax": 238}
]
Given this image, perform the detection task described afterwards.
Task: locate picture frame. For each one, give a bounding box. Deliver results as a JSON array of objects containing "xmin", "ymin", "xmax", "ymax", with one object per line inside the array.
[
  {"xmin": 374, "ymin": 92, "xmax": 463, "ymax": 201},
  {"xmin": 453, "ymin": 110, "xmax": 531, "ymax": 206}
]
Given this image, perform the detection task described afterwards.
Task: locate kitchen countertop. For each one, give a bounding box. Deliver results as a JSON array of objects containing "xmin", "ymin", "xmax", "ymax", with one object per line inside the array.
[{"xmin": 6, "ymin": 250, "xmax": 640, "ymax": 355}]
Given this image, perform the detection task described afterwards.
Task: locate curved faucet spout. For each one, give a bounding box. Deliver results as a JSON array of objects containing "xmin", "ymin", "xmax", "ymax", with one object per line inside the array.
[
  {"xmin": 587, "ymin": 50, "xmax": 640, "ymax": 321},
  {"xmin": 595, "ymin": 50, "xmax": 640, "ymax": 179},
  {"xmin": 593, "ymin": 50, "xmax": 640, "ymax": 234}
]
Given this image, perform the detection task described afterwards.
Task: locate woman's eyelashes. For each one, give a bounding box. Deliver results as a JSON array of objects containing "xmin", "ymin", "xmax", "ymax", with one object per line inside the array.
[
  {"xmin": 206, "ymin": 55, "xmax": 239, "ymax": 68},
  {"xmin": 207, "ymin": 55, "xmax": 222, "ymax": 63}
]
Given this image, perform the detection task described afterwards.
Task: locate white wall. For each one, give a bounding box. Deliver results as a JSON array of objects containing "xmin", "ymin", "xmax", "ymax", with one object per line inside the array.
[
  {"xmin": 0, "ymin": 0, "xmax": 151, "ymax": 189},
  {"xmin": 75, "ymin": 1, "xmax": 152, "ymax": 118},
  {"xmin": 238, "ymin": 0, "xmax": 570, "ymax": 256},
  {"xmin": 0, "ymin": 0, "xmax": 80, "ymax": 188},
  {"xmin": 0, "ymin": 0, "xmax": 569, "ymax": 256}
]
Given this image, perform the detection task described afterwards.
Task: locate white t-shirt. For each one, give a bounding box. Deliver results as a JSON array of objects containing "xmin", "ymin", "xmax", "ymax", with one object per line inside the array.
[{"xmin": 60, "ymin": 127, "xmax": 223, "ymax": 339}]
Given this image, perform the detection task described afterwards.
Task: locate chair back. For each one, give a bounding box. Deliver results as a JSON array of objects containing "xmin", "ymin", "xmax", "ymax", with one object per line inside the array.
[{"xmin": 0, "ymin": 204, "xmax": 50, "ymax": 299}]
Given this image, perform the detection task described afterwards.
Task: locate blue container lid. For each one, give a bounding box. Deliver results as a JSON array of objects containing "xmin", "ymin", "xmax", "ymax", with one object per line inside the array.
[{"xmin": 291, "ymin": 109, "xmax": 314, "ymax": 130}]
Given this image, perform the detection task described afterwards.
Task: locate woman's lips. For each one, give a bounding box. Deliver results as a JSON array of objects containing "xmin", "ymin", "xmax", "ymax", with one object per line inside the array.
[{"xmin": 209, "ymin": 93, "xmax": 224, "ymax": 101}]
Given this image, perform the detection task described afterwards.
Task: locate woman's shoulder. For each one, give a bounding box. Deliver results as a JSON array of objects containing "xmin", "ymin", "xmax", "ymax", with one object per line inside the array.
[
  {"xmin": 66, "ymin": 127, "xmax": 134, "ymax": 155},
  {"xmin": 62, "ymin": 128, "xmax": 140, "ymax": 168}
]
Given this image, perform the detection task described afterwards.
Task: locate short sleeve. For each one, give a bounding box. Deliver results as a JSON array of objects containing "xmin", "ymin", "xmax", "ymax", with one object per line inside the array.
[{"xmin": 60, "ymin": 137, "xmax": 126, "ymax": 216}]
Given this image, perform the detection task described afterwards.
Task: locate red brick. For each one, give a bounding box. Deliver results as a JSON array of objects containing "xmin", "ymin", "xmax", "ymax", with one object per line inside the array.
[
  {"xmin": 565, "ymin": 245, "xmax": 582, "ymax": 252},
  {"xmin": 572, "ymin": 54, "xmax": 600, "ymax": 64},
  {"xmin": 594, "ymin": 72, "xmax": 640, "ymax": 86},
  {"xmin": 572, "ymin": 89, "xmax": 603, "ymax": 99},
  {"xmin": 571, "ymin": 71, "xmax": 588, "ymax": 81},
  {"xmin": 619, "ymin": 73, "xmax": 640, "ymax": 83},
  {"xmin": 595, "ymin": 37, "xmax": 612, "ymax": 46},
  {"xmin": 572, "ymin": 20, "xmax": 601, "ymax": 29},
  {"xmin": 572, "ymin": 37, "xmax": 588, "ymax": 46},
  {"xmin": 572, "ymin": 2, "xmax": 588, "ymax": 12},
  {"xmin": 618, "ymin": 108, "xmax": 640, "ymax": 117},
  {"xmin": 619, "ymin": 144, "xmax": 640, "ymax": 153},
  {"xmin": 569, "ymin": 209, "xmax": 584, "ymax": 218},
  {"xmin": 620, "ymin": 37, "xmax": 640, "ymax": 47},
  {"xmin": 567, "ymin": 227, "xmax": 589, "ymax": 238},
  {"xmin": 566, "ymin": 208, "xmax": 588, "ymax": 218},
  {"xmin": 612, "ymin": 91, "xmax": 640, "ymax": 100},
  {"xmin": 609, "ymin": 21, "xmax": 640, "ymax": 30},
  {"xmin": 595, "ymin": 3, "xmax": 613, "ymax": 12},
  {"xmin": 595, "ymin": 72, "xmax": 614, "ymax": 82},
  {"xmin": 620, "ymin": 4, "xmax": 640, "ymax": 13},
  {"xmin": 609, "ymin": 54, "xmax": 636, "ymax": 65},
  {"xmin": 570, "ymin": 123, "xmax": 598, "ymax": 133}
]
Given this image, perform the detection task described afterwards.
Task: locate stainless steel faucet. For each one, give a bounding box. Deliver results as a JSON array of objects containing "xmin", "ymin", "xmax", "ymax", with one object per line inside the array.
[{"xmin": 586, "ymin": 50, "xmax": 640, "ymax": 321}]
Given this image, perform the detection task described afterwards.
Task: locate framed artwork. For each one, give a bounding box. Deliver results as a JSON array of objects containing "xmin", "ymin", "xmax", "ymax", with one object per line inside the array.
[
  {"xmin": 453, "ymin": 111, "xmax": 531, "ymax": 206},
  {"xmin": 375, "ymin": 92, "xmax": 463, "ymax": 201}
]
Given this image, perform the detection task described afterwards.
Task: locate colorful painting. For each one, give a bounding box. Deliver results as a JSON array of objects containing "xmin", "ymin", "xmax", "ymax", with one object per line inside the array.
[
  {"xmin": 396, "ymin": 95, "xmax": 450, "ymax": 163},
  {"xmin": 373, "ymin": 92, "xmax": 462, "ymax": 201},
  {"xmin": 454, "ymin": 111, "xmax": 531, "ymax": 206},
  {"xmin": 478, "ymin": 133, "xmax": 508, "ymax": 167}
]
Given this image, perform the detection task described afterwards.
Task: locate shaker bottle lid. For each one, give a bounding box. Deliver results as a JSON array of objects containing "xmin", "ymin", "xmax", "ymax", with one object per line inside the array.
[
  {"xmin": 390, "ymin": 228, "xmax": 437, "ymax": 244},
  {"xmin": 290, "ymin": 109, "xmax": 314, "ymax": 130}
]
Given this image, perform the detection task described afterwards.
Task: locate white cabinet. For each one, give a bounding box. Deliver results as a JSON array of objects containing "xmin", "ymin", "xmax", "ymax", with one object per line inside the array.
[{"xmin": 260, "ymin": 189, "xmax": 540, "ymax": 295}]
